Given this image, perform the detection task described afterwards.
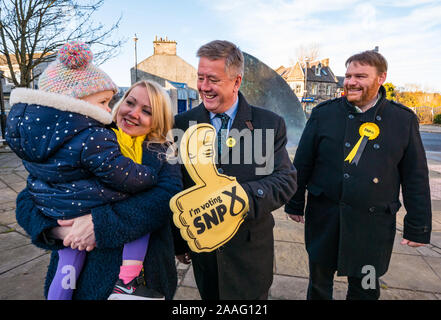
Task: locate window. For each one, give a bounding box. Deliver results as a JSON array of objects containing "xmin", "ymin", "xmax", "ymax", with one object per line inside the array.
[
  {"xmin": 327, "ymin": 85, "xmax": 331, "ymax": 96},
  {"xmin": 315, "ymin": 63, "xmax": 322, "ymax": 76},
  {"xmin": 295, "ymin": 84, "xmax": 302, "ymax": 94},
  {"xmin": 312, "ymin": 83, "xmax": 317, "ymax": 95}
]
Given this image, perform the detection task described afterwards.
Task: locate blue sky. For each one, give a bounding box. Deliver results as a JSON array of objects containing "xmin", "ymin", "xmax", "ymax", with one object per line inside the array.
[{"xmin": 95, "ymin": 0, "xmax": 441, "ymax": 92}]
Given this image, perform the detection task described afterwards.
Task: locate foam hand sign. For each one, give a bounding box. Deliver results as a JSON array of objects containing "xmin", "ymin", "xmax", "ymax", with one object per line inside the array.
[{"xmin": 170, "ymin": 123, "xmax": 249, "ymax": 253}]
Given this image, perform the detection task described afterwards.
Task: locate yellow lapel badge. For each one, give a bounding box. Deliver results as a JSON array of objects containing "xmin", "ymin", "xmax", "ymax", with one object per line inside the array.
[
  {"xmin": 345, "ymin": 122, "xmax": 380, "ymax": 165},
  {"xmin": 226, "ymin": 136, "xmax": 236, "ymax": 148},
  {"xmin": 169, "ymin": 124, "xmax": 249, "ymax": 253}
]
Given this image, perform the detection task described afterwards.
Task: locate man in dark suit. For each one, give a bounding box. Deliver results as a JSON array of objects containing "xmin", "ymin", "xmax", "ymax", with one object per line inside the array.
[
  {"xmin": 285, "ymin": 50, "xmax": 432, "ymax": 300},
  {"xmin": 173, "ymin": 40, "xmax": 297, "ymax": 300}
]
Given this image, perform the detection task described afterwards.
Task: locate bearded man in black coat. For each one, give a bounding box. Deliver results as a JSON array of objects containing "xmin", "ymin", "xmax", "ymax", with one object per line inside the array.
[{"xmin": 285, "ymin": 50, "xmax": 432, "ymax": 300}]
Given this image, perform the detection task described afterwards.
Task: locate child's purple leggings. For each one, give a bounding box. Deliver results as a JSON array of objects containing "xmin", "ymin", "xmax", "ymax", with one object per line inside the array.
[
  {"xmin": 47, "ymin": 247, "xmax": 86, "ymax": 300},
  {"xmin": 47, "ymin": 234, "xmax": 150, "ymax": 299},
  {"xmin": 123, "ymin": 234, "xmax": 150, "ymax": 261}
]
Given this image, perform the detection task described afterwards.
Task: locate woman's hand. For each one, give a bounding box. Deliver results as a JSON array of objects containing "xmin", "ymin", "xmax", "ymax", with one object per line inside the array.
[
  {"xmin": 49, "ymin": 226, "xmax": 72, "ymax": 240},
  {"xmin": 47, "ymin": 219, "xmax": 75, "ymax": 240},
  {"xmin": 57, "ymin": 219, "xmax": 74, "ymax": 227},
  {"xmin": 62, "ymin": 214, "xmax": 97, "ymax": 252}
]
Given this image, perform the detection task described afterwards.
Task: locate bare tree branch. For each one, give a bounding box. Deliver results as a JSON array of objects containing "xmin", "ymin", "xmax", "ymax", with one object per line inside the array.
[
  {"xmin": 295, "ymin": 42, "xmax": 321, "ymax": 66},
  {"xmin": 0, "ymin": 0, "xmax": 126, "ymax": 87}
]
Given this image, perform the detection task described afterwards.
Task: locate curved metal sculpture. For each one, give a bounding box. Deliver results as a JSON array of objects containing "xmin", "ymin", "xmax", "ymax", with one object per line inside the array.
[{"xmin": 241, "ymin": 52, "xmax": 306, "ymax": 146}]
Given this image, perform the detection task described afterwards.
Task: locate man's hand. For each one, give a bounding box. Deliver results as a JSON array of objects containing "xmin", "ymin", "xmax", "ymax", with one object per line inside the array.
[
  {"xmin": 176, "ymin": 252, "xmax": 191, "ymax": 264},
  {"xmin": 62, "ymin": 214, "xmax": 96, "ymax": 252},
  {"xmin": 400, "ymin": 238, "xmax": 425, "ymax": 248},
  {"xmin": 287, "ymin": 214, "xmax": 304, "ymax": 224}
]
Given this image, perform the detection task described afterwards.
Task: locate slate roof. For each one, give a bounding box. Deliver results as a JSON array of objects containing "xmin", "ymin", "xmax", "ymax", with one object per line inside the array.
[
  {"xmin": 276, "ymin": 59, "xmax": 339, "ymax": 84},
  {"xmin": 336, "ymin": 76, "xmax": 345, "ymax": 88},
  {"xmin": 302, "ymin": 61, "xmax": 338, "ymax": 83}
]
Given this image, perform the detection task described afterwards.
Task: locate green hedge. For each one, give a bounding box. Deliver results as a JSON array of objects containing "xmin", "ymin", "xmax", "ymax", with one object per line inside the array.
[{"xmin": 434, "ymin": 113, "xmax": 441, "ymax": 124}]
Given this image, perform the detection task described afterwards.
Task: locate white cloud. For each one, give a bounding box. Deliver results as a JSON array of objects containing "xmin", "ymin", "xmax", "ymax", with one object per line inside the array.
[
  {"xmin": 201, "ymin": 0, "xmax": 441, "ymax": 92},
  {"xmin": 377, "ymin": 0, "xmax": 438, "ymax": 7},
  {"xmin": 354, "ymin": 3, "xmax": 377, "ymax": 30}
]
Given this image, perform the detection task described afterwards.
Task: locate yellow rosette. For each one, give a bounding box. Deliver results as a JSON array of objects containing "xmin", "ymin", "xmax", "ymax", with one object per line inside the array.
[
  {"xmin": 345, "ymin": 122, "xmax": 380, "ymax": 165},
  {"xmin": 170, "ymin": 124, "xmax": 249, "ymax": 253},
  {"xmin": 226, "ymin": 136, "xmax": 236, "ymax": 148}
]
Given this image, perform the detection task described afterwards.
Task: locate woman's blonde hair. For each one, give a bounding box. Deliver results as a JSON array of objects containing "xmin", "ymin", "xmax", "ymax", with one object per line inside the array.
[{"xmin": 112, "ymin": 80, "xmax": 174, "ymax": 146}]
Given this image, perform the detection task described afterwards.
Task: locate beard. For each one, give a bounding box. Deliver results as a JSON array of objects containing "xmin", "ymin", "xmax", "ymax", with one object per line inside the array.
[{"xmin": 345, "ymin": 83, "xmax": 380, "ymax": 107}]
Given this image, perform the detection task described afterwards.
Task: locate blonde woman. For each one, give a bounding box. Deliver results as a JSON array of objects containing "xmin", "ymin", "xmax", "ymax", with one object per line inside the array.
[
  {"xmin": 107, "ymin": 80, "xmax": 174, "ymax": 300},
  {"xmin": 13, "ymin": 79, "xmax": 182, "ymax": 300}
]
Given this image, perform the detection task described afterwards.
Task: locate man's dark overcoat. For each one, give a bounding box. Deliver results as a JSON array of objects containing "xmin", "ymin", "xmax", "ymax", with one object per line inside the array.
[
  {"xmin": 285, "ymin": 86, "xmax": 432, "ymax": 278},
  {"xmin": 173, "ymin": 92, "xmax": 297, "ymax": 299}
]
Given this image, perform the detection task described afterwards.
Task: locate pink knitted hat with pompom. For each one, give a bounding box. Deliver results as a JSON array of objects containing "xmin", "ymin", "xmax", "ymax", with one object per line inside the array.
[{"xmin": 38, "ymin": 41, "xmax": 118, "ymax": 98}]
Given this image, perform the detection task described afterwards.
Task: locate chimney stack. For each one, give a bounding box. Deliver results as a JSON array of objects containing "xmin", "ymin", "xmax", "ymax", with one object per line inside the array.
[{"xmin": 153, "ymin": 36, "xmax": 177, "ymax": 55}]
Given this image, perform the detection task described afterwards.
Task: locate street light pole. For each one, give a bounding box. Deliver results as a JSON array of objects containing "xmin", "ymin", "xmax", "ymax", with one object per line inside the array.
[
  {"xmin": 133, "ymin": 34, "xmax": 138, "ymax": 83},
  {"xmin": 303, "ymin": 58, "xmax": 309, "ymax": 113},
  {"xmin": 0, "ymin": 71, "xmax": 6, "ymax": 141}
]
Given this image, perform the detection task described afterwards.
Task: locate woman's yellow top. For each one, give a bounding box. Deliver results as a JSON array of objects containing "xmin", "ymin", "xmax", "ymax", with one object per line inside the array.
[{"xmin": 112, "ymin": 127, "xmax": 146, "ymax": 164}]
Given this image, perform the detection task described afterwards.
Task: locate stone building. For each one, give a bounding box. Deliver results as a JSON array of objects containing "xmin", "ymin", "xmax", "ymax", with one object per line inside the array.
[
  {"xmin": 276, "ymin": 58, "xmax": 339, "ymax": 112},
  {"xmin": 132, "ymin": 36, "xmax": 199, "ymax": 114},
  {"xmin": 132, "ymin": 68, "xmax": 198, "ymax": 115},
  {"xmin": 336, "ymin": 75, "xmax": 345, "ymax": 98}
]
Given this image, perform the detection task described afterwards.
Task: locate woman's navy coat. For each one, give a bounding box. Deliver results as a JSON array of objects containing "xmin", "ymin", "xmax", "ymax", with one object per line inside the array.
[
  {"xmin": 15, "ymin": 150, "xmax": 182, "ymax": 299},
  {"xmin": 9, "ymin": 90, "xmax": 183, "ymax": 299}
]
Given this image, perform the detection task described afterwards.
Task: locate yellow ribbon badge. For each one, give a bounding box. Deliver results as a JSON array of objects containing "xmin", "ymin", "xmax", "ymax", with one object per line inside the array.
[
  {"xmin": 169, "ymin": 124, "xmax": 249, "ymax": 253},
  {"xmin": 344, "ymin": 122, "xmax": 380, "ymax": 165}
]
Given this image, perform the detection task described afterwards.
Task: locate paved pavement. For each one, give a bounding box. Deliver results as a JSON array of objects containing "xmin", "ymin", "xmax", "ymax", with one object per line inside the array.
[
  {"xmin": 420, "ymin": 124, "xmax": 441, "ymax": 134},
  {"xmin": 1, "ymin": 143, "xmax": 441, "ymax": 300}
]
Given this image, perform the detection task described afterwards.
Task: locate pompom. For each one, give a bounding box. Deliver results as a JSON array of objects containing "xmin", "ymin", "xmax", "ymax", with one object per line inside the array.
[{"xmin": 58, "ymin": 41, "xmax": 93, "ymax": 69}]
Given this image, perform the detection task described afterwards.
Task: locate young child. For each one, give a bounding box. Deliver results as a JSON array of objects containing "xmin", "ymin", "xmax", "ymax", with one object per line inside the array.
[{"xmin": 5, "ymin": 41, "xmax": 164, "ymax": 300}]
